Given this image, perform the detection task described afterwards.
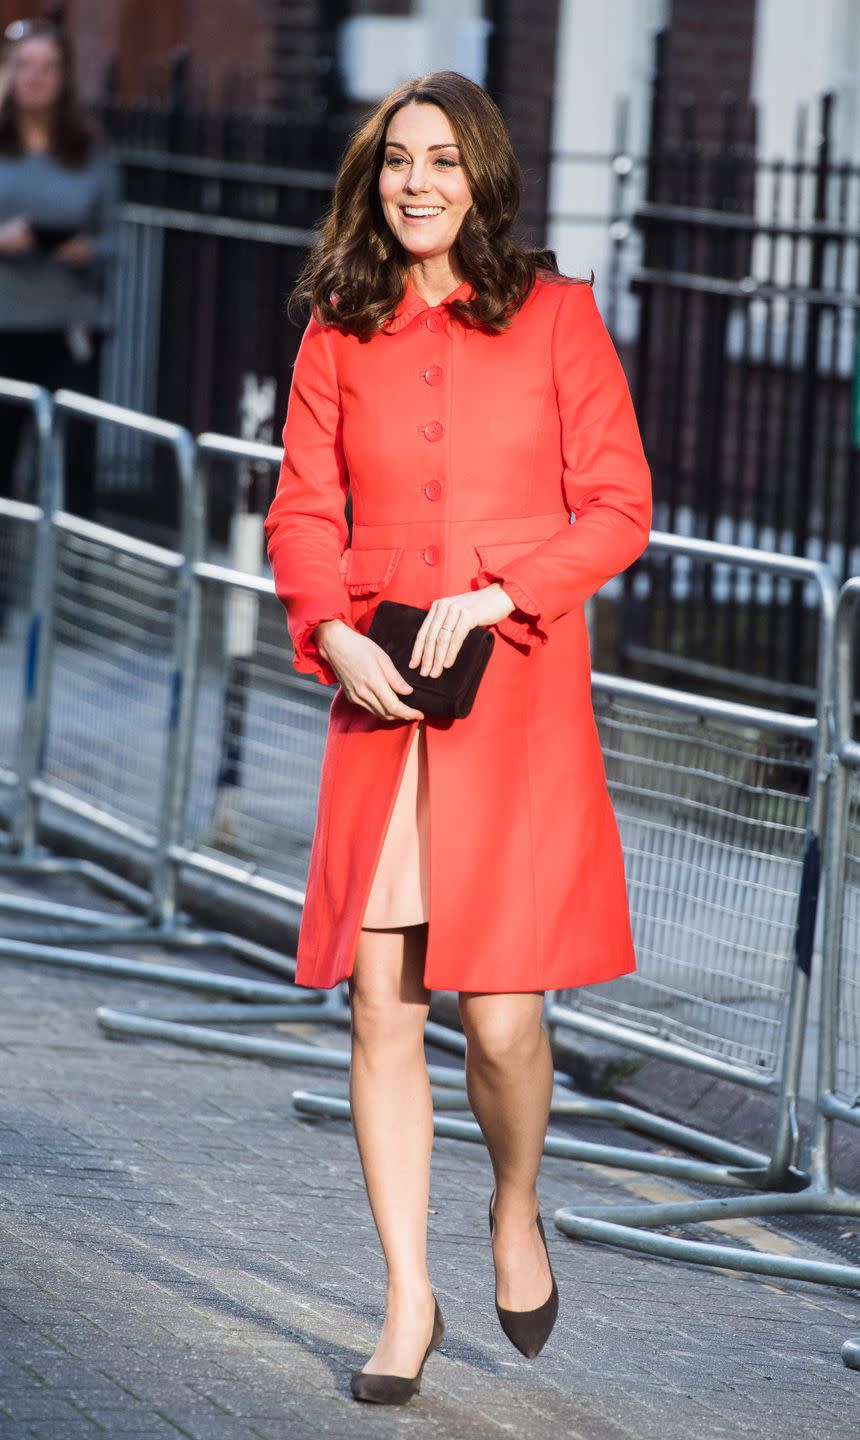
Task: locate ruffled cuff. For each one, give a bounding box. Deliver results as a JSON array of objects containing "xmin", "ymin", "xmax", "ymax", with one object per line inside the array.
[
  {"xmin": 292, "ymin": 612, "xmax": 356, "ymax": 686},
  {"xmin": 474, "ymin": 571, "xmax": 548, "ymax": 650}
]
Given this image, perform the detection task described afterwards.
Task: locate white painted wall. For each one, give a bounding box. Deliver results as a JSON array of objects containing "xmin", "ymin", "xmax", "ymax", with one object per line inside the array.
[
  {"xmin": 338, "ymin": 2, "xmax": 490, "ymax": 103},
  {"xmin": 547, "ymin": 0, "xmax": 667, "ymax": 338},
  {"xmin": 739, "ymin": 0, "xmax": 860, "ymax": 377},
  {"xmin": 751, "ymin": 0, "xmax": 860, "ymax": 160}
]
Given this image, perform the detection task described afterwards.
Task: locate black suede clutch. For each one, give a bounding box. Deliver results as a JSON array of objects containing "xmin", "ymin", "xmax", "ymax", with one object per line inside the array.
[
  {"xmin": 367, "ymin": 600, "xmax": 495, "ymax": 719},
  {"xmin": 31, "ymin": 224, "xmax": 79, "ymax": 252}
]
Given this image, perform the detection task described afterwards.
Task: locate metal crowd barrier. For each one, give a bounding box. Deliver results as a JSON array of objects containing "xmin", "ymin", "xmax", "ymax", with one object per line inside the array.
[
  {"xmin": 0, "ymin": 381, "xmax": 53, "ymax": 840},
  {"xmin": 0, "ymin": 406, "xmax": 332, "ymax": 1025},
  {"xmin": 85, "ymin": 433, "xmax": 353, "ymax": 1043},
  {"xmin": 553, "ymin": 574, "xmax": 860, "ymax": 1302},
  {"xmin": 538, "ymin": 534, "xmax": 836, "ymax": 1185},
  {"xmin": 0, "ymin": 390, "xmax": 199, "ymax": 934},
  {"xmin": 169, "ymin": 433, "xmax": 326, "ymax": 917}
]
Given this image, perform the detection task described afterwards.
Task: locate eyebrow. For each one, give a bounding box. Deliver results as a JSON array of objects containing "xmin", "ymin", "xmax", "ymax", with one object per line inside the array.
[{"xmin": 384, "ymin": 141, "xmax": 460, "ymax": 152}]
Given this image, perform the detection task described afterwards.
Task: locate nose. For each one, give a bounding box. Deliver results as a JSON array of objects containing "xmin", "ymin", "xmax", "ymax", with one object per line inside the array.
[{"xmin": 404, "ymin": 163, "xmax": 432, "ymax": 194}]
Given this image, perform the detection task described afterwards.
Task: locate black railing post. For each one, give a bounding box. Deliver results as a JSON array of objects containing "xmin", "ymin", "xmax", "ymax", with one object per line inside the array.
[
  {"xmin": 620, "ymin": 27, "xmax": 666, "ymax": 670},
  {"xmin": 791, "ymin": 91, "xmax": 833, "ymax": 680},
  {"xmin": 633, "ymin": 26, "xmax": 667, "ymax": 428},
  {"xmin": 167, "ymin": 45, "xmax": 192, "ymax": 153}
]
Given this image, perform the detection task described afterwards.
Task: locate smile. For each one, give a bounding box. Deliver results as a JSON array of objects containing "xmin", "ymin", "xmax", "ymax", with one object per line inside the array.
[{"xmin": 401, "ymin": 206, "xmax": 444, "ymax": 218}]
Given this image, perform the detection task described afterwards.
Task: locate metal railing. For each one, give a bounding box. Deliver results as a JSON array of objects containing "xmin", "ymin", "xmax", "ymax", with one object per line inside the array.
[
  {"xmin": 0, "ymin": 391, "xmax": 199, "ymax": 930},
  {"xmin": 0, "ymin": 381, "xmax": 53, "ymax": 840},
  {"xmin": 553, "ymin": 576, "xmax": 860, "ymax": 1316},
  {"xmin": 168, "ymin": 434, "xmax": 325, "ymax": 914},
  {"xmin": 544, "ymin": 534, "xmax": 835, "ymax": 1188},
  {"xmin": 0, "ymin": 417, "xmax": 350, "ymax": 1050}
]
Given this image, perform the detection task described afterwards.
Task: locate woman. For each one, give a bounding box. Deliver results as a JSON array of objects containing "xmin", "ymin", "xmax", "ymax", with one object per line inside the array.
[
  {"xmin": 265, "ymin": 71, "xmax": 651, "ymax": 1404},
  {"xmin": 0, "ymin": 18, "xmax": 117, "ymax": 517}
]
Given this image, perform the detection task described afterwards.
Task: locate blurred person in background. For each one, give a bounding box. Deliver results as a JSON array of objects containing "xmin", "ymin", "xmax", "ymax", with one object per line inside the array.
[{"xmin": 0, "ymin": 17, "xmax": 118, "ymax": 518}]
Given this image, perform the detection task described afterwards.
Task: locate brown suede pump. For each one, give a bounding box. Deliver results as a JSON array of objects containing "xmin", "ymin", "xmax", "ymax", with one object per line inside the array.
[
  {"xmin": 489, "ymin": 1190, "xmax": 559, "ymax": 1358},
  {"xmin": 350, "ymin": 1296, "xmax": 445, "ymax": 1405}
]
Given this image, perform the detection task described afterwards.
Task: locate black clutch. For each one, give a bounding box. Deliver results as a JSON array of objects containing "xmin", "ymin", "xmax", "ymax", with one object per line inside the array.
[
  {"xmin": 366, "ymin": 600, "xmax": 495, "ymax": 720},
  {"xmin": 30, "ymin": 224, "xmax": 79, "ymax": 253}
]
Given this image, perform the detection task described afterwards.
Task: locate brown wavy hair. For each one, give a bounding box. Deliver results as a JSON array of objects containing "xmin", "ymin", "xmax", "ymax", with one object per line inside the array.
[
  {"xmin": 291, "ymin": 70, "xmax": 568, "ymax": 341},
  {"xmin": 0, "ymin": 19, "xmax": 98, "ymax": 166}
]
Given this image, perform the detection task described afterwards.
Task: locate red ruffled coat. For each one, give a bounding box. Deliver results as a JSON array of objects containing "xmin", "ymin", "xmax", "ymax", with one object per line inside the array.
[{"xmin": 265, "ymin": 273, "xmax": 652, "ymax": 992}]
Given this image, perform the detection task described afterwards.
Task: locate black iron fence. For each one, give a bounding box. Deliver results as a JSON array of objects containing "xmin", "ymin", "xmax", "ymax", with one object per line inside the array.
[
  {"xmin": 614, "ymin": 34, "xmax": 860, "ymax": 703},
  {"xmin": 95, "ymin": 68, "xmax": 346, "ymax": 541}
]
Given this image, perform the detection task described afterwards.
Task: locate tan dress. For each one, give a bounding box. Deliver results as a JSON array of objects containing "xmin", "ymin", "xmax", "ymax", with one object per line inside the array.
[{"xmin": 360, "ymin": 720, "xmax": 429, "ymax": 928}]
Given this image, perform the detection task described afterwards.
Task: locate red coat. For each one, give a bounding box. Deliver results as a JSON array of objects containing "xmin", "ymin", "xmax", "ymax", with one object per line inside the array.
[{"xmin": 265, "ymin": 273, "xmax": 652, "ymax": 992}]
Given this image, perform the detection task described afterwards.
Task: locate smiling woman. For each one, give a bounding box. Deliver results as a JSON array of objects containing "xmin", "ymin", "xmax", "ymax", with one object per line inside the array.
[
  {"xmin": 289, "ymin": 69, "xmax": 560, "ymax": 339},
  {"xmin": 266, "ymin": 69, "xmax": 651, "ymax": 1407}
]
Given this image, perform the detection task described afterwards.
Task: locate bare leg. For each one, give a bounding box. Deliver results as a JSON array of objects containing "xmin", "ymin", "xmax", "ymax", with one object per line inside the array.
[
  {"xmin": 348, "ymin": 921, "xmax": 437, "ymax": 1375},
  {"xmin": 458, "ymin": 992, "xmax": 554, "ymax": 1310}
]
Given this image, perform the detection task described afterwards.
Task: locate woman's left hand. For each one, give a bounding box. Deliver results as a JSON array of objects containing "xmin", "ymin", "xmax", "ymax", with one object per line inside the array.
[
  {"xmin": 409, "ymin": 583, "xmax": 516, "ymax": 677},
  {"xmin": 53, "ymin": 234, "xmax": 93, "ymax": 265}
]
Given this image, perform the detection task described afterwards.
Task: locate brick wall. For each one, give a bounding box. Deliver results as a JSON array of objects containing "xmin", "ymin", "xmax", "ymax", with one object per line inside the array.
[
  {"xmin": 662, "ymin": 0, "xmax": 757, "ymax": 145},
  {"xmin": 485, "ymin": 0, "xmax": 560, "ymax": 246},
  {"xmin": 270, "ymin": 0, "xmax": 325, "ymax": 110},
  {"xmin": 0, "ymin": 0, "xmax": 283, "ymax": 105}
]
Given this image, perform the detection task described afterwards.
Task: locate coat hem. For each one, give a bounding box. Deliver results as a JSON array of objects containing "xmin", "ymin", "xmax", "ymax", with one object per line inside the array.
[{"xmin": 293, "ymin": 954, "xmax": 637, "ymax": 994}]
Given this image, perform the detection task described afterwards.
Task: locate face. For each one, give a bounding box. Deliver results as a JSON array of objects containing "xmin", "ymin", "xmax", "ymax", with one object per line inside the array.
[
  {"xmin": 379, "ymin": 102, "xmax": 473, "ymax": 263},
  {"xmin": 12, "ymin": 37, "xmax": 64, "ymax": 114}
]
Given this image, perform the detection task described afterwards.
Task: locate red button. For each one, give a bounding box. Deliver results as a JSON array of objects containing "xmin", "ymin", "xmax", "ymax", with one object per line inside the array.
[
  {"xmin": 423, "ymin": 479, "xmax": 442, "ymax": 501},
  {"xmin": 425, "ymin": 311, "xmax": 445, "ymax": 332},
  {"xmin": 423, "ymin": 365, "xmax": 444, "ymax": 386},
  {"xmin": 423, "ymin": 421, "xmax": 444, "ymax": 442},
  {"xmin": 422, "ymin": 544, "xmax": 440, "ymax": 565}
]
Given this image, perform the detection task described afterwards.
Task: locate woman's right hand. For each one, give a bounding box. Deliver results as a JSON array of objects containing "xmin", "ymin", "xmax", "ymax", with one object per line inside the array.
[
  {"xmin": 0, "ymin": 217, "xmax": 36, "ymax": 254},
  {"xmin": 314, "ymin": 619, "xmax": 424, "ymax": 722}
]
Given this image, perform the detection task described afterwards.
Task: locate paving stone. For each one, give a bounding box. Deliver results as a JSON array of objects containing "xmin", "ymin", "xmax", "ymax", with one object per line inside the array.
[{"xmin": 0, "ymin": 947, "xmax": 858, "ymax": 1438}]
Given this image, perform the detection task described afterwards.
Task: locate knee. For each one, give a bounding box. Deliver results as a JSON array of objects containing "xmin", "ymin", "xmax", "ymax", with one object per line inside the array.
[
  {"xmin": 460, "ymin": 998, "xmax": 544, "ymax": 1072},
  {"xmin": 349, "ymin": 969, "xmax": 425, "ymax": 1054}
]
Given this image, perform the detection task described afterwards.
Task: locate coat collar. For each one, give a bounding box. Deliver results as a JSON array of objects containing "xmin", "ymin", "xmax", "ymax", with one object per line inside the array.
[{"xmin": 381, "ymin": 276, "xmax": 475, "ymax": 335}]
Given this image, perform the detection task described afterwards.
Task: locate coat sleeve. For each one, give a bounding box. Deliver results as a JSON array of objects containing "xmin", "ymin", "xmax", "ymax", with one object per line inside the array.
[
  {"xmin": 263, "ymin": 316, "xmax": 356, "ymax": 685},
  {"xmin": 474, "ymin": 280, "xmax": 652, "ymax": 647}
]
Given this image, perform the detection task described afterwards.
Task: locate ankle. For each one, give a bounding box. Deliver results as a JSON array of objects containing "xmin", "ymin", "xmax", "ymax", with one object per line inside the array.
[
  {"xmin": 492, "ymin": 1185, "xmax": 540, "ymax": 1228},
  {"xmin": 385, "ymin": 1278, "xmax": 434, "ymax": 1309}
]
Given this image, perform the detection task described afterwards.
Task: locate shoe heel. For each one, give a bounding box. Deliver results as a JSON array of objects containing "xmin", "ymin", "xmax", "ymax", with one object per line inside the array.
[{"xmin": 350, "ymin": 1296, "xmax": 445, "ymax": 1405}]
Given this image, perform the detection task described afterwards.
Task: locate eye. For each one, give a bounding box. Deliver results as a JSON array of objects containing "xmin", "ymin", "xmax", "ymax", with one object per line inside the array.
[
  {"xmin": 435, "ymin": 157, "xmax": 458, "ymax": 168},
  {"xmin": 384, "ymin": 154, "xmax": 407, "ymax": 167}
]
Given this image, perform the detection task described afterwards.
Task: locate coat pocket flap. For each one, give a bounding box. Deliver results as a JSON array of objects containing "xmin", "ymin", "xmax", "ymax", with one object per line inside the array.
[
  {"xmin": 474, "ymin": 539, "xmax": 540, "ymax": 571},
  {"xmin": 340, "ymin": 545, "xmax": 404, "ymax": 595}
]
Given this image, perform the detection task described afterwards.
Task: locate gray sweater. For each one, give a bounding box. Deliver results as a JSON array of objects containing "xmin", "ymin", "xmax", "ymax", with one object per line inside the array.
[{"xmin": 0, "ymin": 146, "xmax": 119, "ymax": 332}]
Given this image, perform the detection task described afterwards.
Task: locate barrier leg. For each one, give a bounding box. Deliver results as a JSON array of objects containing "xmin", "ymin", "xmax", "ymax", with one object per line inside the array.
[{"xmin": 553, "ymin": 1189, "xmax": 860, "ymax": 1288}]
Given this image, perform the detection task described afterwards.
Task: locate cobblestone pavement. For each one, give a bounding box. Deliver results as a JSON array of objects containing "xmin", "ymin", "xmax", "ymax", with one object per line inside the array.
[{"xmin": 1, "ymin": 947, "xmax": 859, "ymax": 1440}]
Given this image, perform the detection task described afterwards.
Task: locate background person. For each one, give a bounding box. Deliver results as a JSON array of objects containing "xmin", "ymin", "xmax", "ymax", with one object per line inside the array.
[
  {"xmin": 0, "ymin": 17, "xmax": 118, "ymax": 517},
  {"xmin": 265, "ymin": 70, "xmax": 652, "ymax": 1405}
]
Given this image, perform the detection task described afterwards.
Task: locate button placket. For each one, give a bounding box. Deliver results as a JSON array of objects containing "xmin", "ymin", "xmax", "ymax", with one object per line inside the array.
[{"xmin": 417, "ymin": 309, "xmax": 448, "ymax": 552}]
